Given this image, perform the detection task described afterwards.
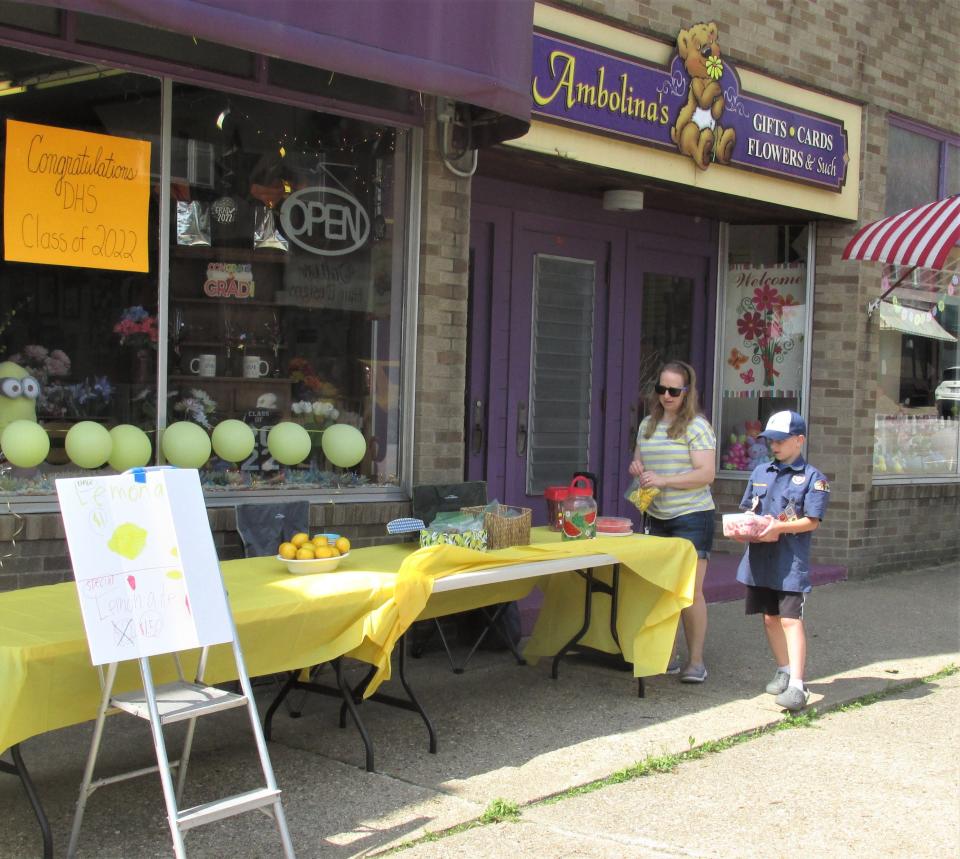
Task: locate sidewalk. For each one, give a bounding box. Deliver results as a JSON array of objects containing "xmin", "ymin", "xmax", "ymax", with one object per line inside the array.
[{"xmin": 1, "ymin": 562, "xmax": 957, "ymax": 858}]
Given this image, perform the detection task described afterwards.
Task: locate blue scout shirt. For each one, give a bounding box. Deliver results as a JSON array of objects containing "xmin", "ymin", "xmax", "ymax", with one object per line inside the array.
[{"xmin": 735, "ymin": 456, "xmax": 830, "ymax": 593}]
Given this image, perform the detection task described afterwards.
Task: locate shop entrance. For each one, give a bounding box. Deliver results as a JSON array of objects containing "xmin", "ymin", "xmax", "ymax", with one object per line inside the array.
[{"xmin": 467, "ymin": 194, "xmax": 715, "ymax": 526}]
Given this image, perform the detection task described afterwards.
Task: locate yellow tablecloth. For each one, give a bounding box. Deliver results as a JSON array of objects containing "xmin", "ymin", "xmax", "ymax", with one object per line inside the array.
[{"xmin": 0, "ymin": 530, "xmax": 695, "ymax": 752}]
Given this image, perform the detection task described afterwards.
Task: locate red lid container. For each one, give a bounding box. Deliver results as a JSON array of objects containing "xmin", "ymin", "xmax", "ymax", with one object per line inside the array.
[{"xmin": 544, "ymin": 486, "xmax": 570, "ymax": 501}]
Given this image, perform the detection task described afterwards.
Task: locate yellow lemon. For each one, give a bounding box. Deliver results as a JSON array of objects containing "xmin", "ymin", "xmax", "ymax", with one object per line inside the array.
[
  {"xmin": 335, "ymin": 537, "xmax": 350, "ymax": 554},
  {"xmin": 314, "ymin": 546, "xmax": 335, "ymax": 559},
  {"xmin": 291, "ymin": 533, "xmax": 310, "ymax": 548},
  {"xmin": 311, "ymin": 535, "xmax": 329, "ymax": 547},
  {"xmin": 328, "ymin": 547, "xmax": 341, "ymax": 557},
  {"xmin": 278, "ymin": 542, "xmax": 297, "ymax": 560},
  {"xmin": 295, "ymin": 547, "xmax": 315, "ymax": 560}
]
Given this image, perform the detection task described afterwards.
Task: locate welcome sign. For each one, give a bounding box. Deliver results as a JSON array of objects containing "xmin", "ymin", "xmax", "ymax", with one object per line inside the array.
[{"xmin": 532, "ymin": 25, "xmax": 848, "ymax": 191}]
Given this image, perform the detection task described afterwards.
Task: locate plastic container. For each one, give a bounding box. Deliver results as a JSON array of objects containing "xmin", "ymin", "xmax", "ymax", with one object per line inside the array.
[
  {"xmin": 560, "ymin": 476, "xmax": 597, "ymax": 540},
  {"xmin": 596, "ymin": 516, "xmax": 633, "ymax": 535},
  {"xmin": 722, "ymin": 513, "xmax": 769, "ymax": 538},
  {"xmin": 544, "ymin": 485, "xmax": 569, "ymax": 531}
]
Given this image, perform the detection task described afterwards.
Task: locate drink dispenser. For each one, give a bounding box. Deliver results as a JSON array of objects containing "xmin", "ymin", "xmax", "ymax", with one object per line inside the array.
[{"xmin": 560, "ymin": 475, "xmax": 597, "ymax": 540}]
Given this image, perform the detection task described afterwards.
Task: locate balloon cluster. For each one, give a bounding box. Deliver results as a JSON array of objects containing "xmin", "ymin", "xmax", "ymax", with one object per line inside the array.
[
  {"xmin": 721, "ymin": 432, "xmax": 769, "ymax": 471},
  {"xmin": 0, "ymin": 418, "xmax": 367, "ymax": 471}
]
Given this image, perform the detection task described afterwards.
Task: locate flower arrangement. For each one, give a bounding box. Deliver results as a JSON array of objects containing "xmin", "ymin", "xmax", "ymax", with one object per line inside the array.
[
  {"xmin": 172, "ymin": 388, "xmax": 217, "ymax": 429},
  {"xmin": 41, "ymin": 376, "xmax": 113, "ymax": 418},
  {"xmin": 8, "ymin": 344, "xmax": 71, "ymax": 385},
  {"xmin": 288, "ymin": 356, "xmax": 323, "ymax": 396},
  {"xmin": 113, "ymin": 306, "xmax": 158, "ymax": 349},
  {"xmin": 291, "ymin": 399, "xmax": 339, "ymax": 427}
]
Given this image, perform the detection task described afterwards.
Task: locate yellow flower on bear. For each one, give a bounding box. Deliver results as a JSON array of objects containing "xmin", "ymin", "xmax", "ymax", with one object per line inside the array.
[{"xmin": 706, "ymin": 56, "xmax": 724, "ymax": 80}]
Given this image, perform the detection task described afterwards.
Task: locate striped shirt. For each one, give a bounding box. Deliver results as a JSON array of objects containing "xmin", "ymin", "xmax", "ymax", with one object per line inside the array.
[{"xmin": 637, "ymin": 415, "xmax": 716, "ymax": 519}]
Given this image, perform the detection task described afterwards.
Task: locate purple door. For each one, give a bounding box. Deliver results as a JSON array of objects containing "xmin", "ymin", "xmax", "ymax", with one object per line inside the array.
[{"xmin": 467, "ymin": 209, "xmax": 715, "ymax": 527}]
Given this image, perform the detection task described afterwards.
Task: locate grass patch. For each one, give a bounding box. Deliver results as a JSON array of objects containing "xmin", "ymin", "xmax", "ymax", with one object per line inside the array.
[{"xmin": 380, "ymin": 662, "xmax": 958, "ymax": 854}]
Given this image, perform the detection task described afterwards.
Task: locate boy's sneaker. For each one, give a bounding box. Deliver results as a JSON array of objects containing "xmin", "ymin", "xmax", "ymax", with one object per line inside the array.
[
  {"xmin": 680, "ymin": 664, "xmax": 708, "ymax": 684},
  {"xmin": 765, "ymin": 669, "xmax": 791, "ymax": 695},
  {"xmin": 664, "ymin": 655, "xmax": 683, "ymax": 675},
  {"xmin": 775, "ymin": 685, "xmax": 811, "ymax": 711}
]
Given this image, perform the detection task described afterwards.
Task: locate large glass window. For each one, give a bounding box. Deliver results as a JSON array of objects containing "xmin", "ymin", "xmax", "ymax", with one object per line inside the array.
[
  {"xmin": 716, "ymin": 225, "xmax": 809, "ymax": 475},
  {"xmin": 886, "ymin": 120, "xmax": 960, "ymax": 215},
  {"xmin": 0, "ymin": 46, "xmax": 409, "ymax": 499},
  {"xmin": 874, "ymin": 266, "xmax": 959, "ymax": 478}
]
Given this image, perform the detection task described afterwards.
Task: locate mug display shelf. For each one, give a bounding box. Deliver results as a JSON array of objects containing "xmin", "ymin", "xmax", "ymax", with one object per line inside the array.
[
  {"xmin": 172, "ymin": 245, "xmax": 289, "ymax": 263},
  {"xmin": 169, "ymin": 375, "xmax": 294, "ymax": 383}
]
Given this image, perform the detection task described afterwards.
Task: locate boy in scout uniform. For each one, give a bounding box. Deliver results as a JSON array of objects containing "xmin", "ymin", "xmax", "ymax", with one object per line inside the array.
[{"xmin": 733, "ymin": 411, "xmax": 830, "ymax": 711}]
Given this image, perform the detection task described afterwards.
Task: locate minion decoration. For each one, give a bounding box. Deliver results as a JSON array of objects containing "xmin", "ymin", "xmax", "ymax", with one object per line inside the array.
[{"xmin": 0, "ymin": 360, "xmax": 41, "ymax": 436}]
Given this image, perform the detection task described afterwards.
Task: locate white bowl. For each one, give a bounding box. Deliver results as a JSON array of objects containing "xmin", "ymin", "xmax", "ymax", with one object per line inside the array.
[{"xmin": 277, "ymin": 551, "xmax": 350, "ymax": 574}]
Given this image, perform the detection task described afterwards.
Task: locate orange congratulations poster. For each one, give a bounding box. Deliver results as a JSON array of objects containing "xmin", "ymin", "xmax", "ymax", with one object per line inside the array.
[{"xmin": 3, "ymin": 119, "xmax": 151, "ymax": 272}]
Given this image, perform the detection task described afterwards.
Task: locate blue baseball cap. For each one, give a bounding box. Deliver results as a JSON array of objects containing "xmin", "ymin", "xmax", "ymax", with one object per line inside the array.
[{"xmin": 758, "ymin": 410, "xmax": 807, "ymax": 441}]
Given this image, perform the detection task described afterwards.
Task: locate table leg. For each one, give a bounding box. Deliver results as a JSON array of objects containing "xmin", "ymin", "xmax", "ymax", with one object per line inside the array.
[
  {"xmin": 1, "ymin": 744, "xmax": 53, "ymax": 859},
  {"xmin": 551, "ymin": 568, "xmax": 595, "ymax": 680}
]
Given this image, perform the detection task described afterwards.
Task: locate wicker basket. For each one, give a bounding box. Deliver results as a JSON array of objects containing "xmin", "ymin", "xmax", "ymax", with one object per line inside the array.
[{"xmin": 461, "ymin": 505, "xmax": 532, "ymax": 550}]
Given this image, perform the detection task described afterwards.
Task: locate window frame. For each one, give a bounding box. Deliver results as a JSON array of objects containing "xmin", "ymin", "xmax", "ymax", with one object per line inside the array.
[
  {"xmin": 711, "ymin": 221, "xmax": 817, "ymax": 481},
  {"xmin": 887, "ymin": 115, "xmax": 960, "ymax": 210},
  {"xmin": 0, "ymin": 53, "xmax": 422, "ymax": 513}
]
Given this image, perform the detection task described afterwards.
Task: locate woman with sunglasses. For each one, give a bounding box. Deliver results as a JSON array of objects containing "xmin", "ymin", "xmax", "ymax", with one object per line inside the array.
[{"xmin": 628, "ymin": 360, "xmax": 716, "ymax": 683}]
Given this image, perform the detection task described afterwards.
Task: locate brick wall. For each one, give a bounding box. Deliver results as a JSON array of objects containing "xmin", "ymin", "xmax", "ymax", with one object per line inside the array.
[
  {"xmin": 556, "ymin": 0, "xmax": 960, "ymax": 574},
  {"xmin": 413, "ymin": 99, "xmax": 472, "ymax": 485}
]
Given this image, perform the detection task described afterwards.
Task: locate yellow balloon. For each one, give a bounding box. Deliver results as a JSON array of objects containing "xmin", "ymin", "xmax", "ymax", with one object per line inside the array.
[
  {"xmin": 211, "ymin": 419, "xmax": 255, "ymax": 463},
  {"xmin": 161, "ymin": 421, "xmax": 211, "ymax": 468},
  {"xmin": 267, "ymin": 422, "xmax": 311, "ymax": 465},
  {"xmin": 1, "ymin": 420, "xmax": 50, "ymax": 468},
  {"xmin": 321, "ymin": 423, "xmax": 367, "ymax": 468},
  {"xmin": 108, "ymin": 424, "xmax": 153, "ymax": 471},
  {"xmin": 65, "ymin": 421, "xmax": 113, "ymax": 469}
]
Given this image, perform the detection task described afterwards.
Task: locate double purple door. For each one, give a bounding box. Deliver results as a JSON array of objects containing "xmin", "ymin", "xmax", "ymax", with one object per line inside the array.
[{"xmin": 467, "ymin": 200, "xmax": 716, "ymax": 527}]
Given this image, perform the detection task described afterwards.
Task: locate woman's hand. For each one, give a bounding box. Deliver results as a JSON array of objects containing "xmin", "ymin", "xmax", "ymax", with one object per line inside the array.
[
  {"xmin": 639, "ymin": 470, "xmax": 667, "ymax": 489},
  {"xmin": 628, "ymin": 458, "xmax": 644, "ymax": 477}
]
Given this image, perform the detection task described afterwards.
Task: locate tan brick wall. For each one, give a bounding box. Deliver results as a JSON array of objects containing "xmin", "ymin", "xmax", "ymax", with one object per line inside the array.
[
  {"xmin": 412, "ymin": 99, "xmax": 472, "ymax": 485},
  {"xmin": 555, "ymin": 0, "xmax": 960, "ymax": 574}
]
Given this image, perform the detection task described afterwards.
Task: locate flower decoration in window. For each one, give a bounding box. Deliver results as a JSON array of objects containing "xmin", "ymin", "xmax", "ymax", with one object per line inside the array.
[
  {"xmin": 172, "ymin": 388, "xmax": 217, "ymax": 429},
  {"xmin": 7, "ymin": 344, "xmax": 71, "ymax": 386},
  {"xmin": 113, "ymin": 306, "xmax": 158, "ymax": 349}
]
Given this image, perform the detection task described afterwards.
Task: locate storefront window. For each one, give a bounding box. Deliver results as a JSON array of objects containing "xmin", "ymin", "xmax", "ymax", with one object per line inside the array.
[
  {"xmin": 716, "ymin": 225, "xmax": 810, "ymax": 475},
  {"xmin": 874, "ymin": 266, "xmax": 959, "ymax": 479},
  {"xmin": 167, "ymin": 84, "xmax": 406, "ymax": 492},
  {"xmin": 0, "ymin": 46, "xmax": 409, "ymax": 499}
]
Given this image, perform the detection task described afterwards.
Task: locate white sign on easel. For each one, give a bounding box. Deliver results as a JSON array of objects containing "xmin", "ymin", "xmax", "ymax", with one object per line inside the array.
[{"xmin": 56, "ymin": 468, "xmax": 233, "ymax": 665}]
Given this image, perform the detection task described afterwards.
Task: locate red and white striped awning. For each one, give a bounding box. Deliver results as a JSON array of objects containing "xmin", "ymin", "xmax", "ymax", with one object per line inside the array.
[{"xmin": 842, "ymin": 194, "xmax": 960, "ymax": 271}]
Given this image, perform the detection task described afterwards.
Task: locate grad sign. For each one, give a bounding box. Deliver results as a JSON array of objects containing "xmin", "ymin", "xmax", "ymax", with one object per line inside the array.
[
  {"xmin": 3, "ymin": 120, "xmax": 151, "ymax": 271},
  {"xmin": 531, "ymin": 23, "xmax": 848, "ymax": 191}
]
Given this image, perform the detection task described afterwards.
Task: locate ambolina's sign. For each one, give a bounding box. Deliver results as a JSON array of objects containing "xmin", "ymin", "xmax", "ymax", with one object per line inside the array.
[{"xmin": 532, "ymin": 23, "xmax": 848, "ymax": 191}]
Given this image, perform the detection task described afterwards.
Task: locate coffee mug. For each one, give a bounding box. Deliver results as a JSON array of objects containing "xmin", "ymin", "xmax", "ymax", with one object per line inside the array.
[
  {"xmin": 242, "ymin": 355, "xmax": 270, "ymax": 378},
  {"xmin": 189, "ymin": 354, "xmax": 217, "ymax": 377}
]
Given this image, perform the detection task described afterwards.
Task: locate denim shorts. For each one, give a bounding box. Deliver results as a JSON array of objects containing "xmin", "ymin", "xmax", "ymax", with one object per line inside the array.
[{"xmin": 645, "ymin": 509, "xmax": 715, "ymax": 559}]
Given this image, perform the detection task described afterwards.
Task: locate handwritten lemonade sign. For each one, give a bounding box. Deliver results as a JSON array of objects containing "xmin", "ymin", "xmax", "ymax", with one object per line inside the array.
[
  {"xmin": 4, "ymin": 119, "xmax": 151, "ymax": 272},
  {"xmin": 56, "ymin": 469, "xmax": 232, "ymax": 665}
]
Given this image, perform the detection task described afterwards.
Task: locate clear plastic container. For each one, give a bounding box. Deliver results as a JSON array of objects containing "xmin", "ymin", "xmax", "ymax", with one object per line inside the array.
[
  {"xmin": 722, "ymin": 513, "xmax": 768, "ymax": 538},
  {"xmin": 560, "ymin": 476, "xmax": 597, "ymax": 540}
]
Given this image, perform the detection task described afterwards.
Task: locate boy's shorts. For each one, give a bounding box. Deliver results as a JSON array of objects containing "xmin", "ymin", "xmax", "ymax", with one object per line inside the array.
[{"xmin": 744, "ymin": 585, "xmax": 805, "ymax": 619}]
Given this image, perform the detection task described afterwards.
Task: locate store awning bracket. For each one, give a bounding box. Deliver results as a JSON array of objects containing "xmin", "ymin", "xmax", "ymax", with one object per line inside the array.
[{"xmin": 866, "ymin": 265, "xmax": 916, "ymax": 319}]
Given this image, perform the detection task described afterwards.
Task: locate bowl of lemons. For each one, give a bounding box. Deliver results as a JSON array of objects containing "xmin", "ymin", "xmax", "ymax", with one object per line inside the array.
[{"xmin": 277, "ymin": 532, "xmax": 352, "ymax": 574}]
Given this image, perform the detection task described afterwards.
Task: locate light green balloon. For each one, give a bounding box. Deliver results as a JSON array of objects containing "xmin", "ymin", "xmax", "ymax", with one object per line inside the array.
[
  {"xmin": 108, "ymin": 424, "xmax": 152, "ymax": 472},
  {"xmin": 211, "ymin": 419, "xmax": 255, "ymax": 463},
  {"xmin": 321, "ymin": 423, "xmax": 367, "ymax": 468},
  {"xmin": 267, "ymin": 421, "xmax": 311, "ymax": 465},
  {"xmin": 1, "ymin": 420, "xmax": 50, "ymax": 468},
  {"xmin": 65, "ymin": 421, "xmax": 113, "ymax": 469},
  {"xmin": 161, "ymin": 421, "xmax": 211, "ymax": 468}
]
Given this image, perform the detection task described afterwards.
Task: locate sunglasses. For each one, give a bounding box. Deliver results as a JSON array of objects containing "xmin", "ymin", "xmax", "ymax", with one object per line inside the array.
[{"xmin": 654, "ymin": 384, "xmax": 688, "ymax": 397}]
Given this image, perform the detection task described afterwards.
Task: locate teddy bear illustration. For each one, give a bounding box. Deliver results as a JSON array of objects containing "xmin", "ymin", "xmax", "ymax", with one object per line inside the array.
[{"xmin": 671, "ymin": 22, "xmax": 736, "ymax": 170}]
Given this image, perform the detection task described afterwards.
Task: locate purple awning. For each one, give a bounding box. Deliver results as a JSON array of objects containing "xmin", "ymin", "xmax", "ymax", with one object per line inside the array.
[{"xmin": 37, "ymin": 0, "xmax": 534, "ymax": 142}]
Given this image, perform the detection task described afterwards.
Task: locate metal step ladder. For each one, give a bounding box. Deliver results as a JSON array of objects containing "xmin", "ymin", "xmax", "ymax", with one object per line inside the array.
[{"xmin": 67, "ymin": 643, "xmax": 296, "ymax": 858}]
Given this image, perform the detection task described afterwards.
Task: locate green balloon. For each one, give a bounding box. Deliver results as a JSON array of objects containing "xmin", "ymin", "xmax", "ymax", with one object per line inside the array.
[
  {"xmin": 321, "ymin": 423, "xmax": 367, "ymax": 468},
  {"xmin": 161, "ymin": 421, "xmax": 211, "ymax": 468},
  {"xmin": 108, "ymin": 424, "xmax": 152, "ymax": 472},
  {"xmin": 1, "ymin": 420, "xmax": 50, "ymax": 468},
  {"xmin": 65, "ymin": 421, "xmax": 113, "ymax": 469},
  {"xmin": 267, "ymin": 421, "xmax": 311, "ymax": 465},
  {"xmin": 211, "ymin": 419, "xmax": 255, "ymax": 463}
]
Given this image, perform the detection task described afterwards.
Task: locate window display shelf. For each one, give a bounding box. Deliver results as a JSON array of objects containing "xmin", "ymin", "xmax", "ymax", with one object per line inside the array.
[
  {"xmin": 172, "ymin": 246, "xmax": 289, "ymax": 263},
  {"xmin": 169, "ymin": 375, "xmax": 294, "ymax": 383}
]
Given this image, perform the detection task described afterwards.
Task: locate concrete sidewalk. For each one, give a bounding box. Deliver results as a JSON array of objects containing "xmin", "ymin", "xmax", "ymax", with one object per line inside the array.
[{"xmin": 1, "ymin": 562, "xmax": 957, "ymax": 858}]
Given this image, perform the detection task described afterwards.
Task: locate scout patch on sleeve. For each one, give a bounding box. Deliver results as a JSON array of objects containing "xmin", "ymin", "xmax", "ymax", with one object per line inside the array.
[{"xmin": 813, "ymin": 479, "xmax": 830, "ymax": 491}]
